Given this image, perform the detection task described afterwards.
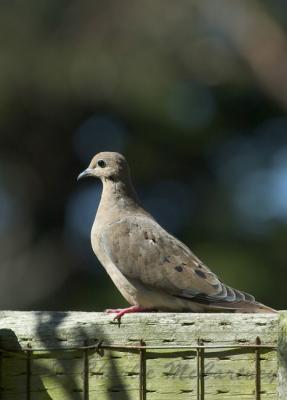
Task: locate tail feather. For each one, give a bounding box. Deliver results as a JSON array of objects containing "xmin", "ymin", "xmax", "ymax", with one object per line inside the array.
[{"xmin": 202, "ymin": 300, "xmax": 277, "ymax": 313}]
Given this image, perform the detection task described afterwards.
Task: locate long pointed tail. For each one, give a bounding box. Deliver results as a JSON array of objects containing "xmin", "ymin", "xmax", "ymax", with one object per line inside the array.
[
  {"xmin": 202, "ymin": 300, "xmax": 277, "ymax": 313},
  {"xmin": 234, "ymin": 301, "xmax": 277, "ymax": 313}
]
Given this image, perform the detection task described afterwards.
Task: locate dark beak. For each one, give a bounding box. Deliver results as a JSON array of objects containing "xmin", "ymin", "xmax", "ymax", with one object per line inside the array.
[{"xmin": 77, "ymin": 168, "xmax": 94, "ymax": 181}]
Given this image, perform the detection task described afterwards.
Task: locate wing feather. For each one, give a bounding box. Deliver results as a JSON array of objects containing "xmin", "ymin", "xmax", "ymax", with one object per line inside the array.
[{"xmin": 101, "ymin": 216, "xmax": 251, "ymax": 305}]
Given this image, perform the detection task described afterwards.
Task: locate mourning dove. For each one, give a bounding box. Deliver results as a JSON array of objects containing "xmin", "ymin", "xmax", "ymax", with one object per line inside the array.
[{"xmin": 78, "ymin": 152, "xmax": 276, "ymax": 320}]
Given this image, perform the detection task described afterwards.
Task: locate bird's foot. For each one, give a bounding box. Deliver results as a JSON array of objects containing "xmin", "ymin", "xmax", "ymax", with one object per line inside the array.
[{"xmin": 105, "ymin": 306, "xmax": 149, "ymax": 322}]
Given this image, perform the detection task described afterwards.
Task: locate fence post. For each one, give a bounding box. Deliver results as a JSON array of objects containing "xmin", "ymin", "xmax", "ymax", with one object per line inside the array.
[
  {"xmin": 278, "ymin": 311, "xmax": 287, "ymax": 399},
  {"xmin": 0, "ymin": 311, "xmax": 279, "ymax": 399}
]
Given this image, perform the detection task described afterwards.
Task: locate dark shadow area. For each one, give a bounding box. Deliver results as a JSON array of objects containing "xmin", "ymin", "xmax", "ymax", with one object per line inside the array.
[
  {"xmin": 0, "ymin": 328, "xmax": 52, "ymax": 399},
  {"xmin": 35, "ymin": 312, "xmax": 131, "ymax": 399}
]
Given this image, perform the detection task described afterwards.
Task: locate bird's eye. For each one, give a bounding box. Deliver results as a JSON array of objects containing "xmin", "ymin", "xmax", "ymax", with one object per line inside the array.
[{"xmin": 97, "ymin": 159, "xmax": 106, "ymax": 168}]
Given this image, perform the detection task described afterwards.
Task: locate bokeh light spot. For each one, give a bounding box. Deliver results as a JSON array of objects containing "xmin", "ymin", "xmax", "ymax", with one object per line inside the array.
[
  {"xmin": 213, "ymin": 118, "xmax": 287, "ymax": 233},
  {"xmin": 74, "ymin": 115, "xmax": 128, "ymax": 163},
  {"xmin": 65, "ymin": 185, "xmax": 101, "ymax": 240}
]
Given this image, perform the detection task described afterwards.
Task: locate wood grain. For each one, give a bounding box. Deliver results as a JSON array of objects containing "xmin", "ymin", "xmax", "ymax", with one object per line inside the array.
[{"xmin": 0, "ymin": 311, "xmax": 279, "ymax": 399}]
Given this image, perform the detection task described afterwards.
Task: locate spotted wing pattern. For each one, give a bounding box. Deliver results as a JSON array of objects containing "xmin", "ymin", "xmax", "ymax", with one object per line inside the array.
[{"xmin": 101, "ymin": 215, "xmax": 255, "ymax": 306}]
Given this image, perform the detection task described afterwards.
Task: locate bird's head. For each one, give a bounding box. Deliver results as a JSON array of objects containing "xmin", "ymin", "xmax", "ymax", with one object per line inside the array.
[{"xmin": 77, "ymin": 152, "xmax": 130, "ymax": 182}]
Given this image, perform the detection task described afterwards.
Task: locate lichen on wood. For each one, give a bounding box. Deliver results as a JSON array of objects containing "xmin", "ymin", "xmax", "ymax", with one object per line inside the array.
[{"xmin": 0, "ymin": 311, "xmax": 279, "ymax": 399}]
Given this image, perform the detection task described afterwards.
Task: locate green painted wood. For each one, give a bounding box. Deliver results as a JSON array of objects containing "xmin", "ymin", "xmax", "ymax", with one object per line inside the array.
[{"xmin": 0, "ymin": 311, "xmax": 279, "ymax": 399}]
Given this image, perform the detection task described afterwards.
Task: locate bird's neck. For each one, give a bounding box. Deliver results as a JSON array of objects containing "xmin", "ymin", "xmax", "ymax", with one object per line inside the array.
[{"xmin": 96, "ymin": 177, "xmax": 143, "ymax": 224}]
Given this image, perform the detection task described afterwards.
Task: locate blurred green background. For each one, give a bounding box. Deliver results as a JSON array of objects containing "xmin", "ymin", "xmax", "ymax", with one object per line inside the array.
[{"xmin": 0, "ymin": 0, "xmax": 286, "ymax": 311}]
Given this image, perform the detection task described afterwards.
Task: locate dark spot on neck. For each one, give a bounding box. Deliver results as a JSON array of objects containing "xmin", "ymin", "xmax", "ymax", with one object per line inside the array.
[
  {"xmin": 195, "ymin": 269, "xmax": 206, "ymax": 279},
  {"xmin": 175, "ymin": 265, "xmax": 183, "ymax": 272}
]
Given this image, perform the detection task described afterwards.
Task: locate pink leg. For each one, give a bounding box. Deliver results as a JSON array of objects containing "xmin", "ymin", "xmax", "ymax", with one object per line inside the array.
[
  {"xmin": 105, "ymin": 305, "xmax": 149, "ymax": 322},
  {"xmin": 105, "ymin": 309, "xmax": 122, "ymax": 314}
]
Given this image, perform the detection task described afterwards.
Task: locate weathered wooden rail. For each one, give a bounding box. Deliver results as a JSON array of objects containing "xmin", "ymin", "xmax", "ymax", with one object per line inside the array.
[{"xmin": 0, "ymin": 311, "xmax": 286, "ymax": 399}]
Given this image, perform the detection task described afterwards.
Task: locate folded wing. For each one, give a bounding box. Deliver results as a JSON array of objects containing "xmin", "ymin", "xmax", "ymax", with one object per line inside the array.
[{"xmin": 100, "ymin": 215, "xmax": 255, "ymax": 306}]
